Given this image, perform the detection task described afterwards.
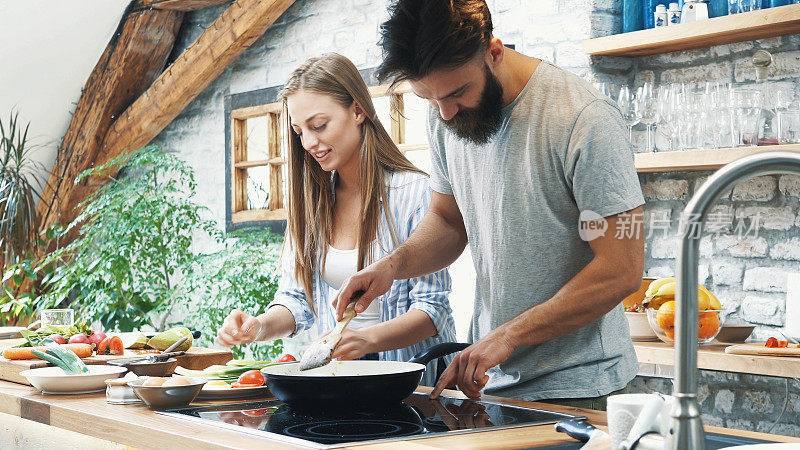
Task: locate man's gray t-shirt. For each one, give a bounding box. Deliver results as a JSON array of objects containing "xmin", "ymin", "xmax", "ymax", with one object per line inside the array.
[{"xmin": 427, "ymin": 61, "xmax": 645, "ymax": 401}]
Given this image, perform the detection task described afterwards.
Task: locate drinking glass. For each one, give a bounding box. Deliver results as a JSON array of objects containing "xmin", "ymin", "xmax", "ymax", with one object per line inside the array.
[
  {"xmin": 733, "ymin": 87, "xmax": 761, "ymax": 146},
  {"xmin": 41, "ymin": 308, "xmax": 74, "ymax": 331},
  {"xmin": 636, "ymin": 83, "xmax": 658, "ymax": 153},
  {"xmin": 779, "ymin": 110, "xmax": 800, "ymax": 144},
  {"xmin": 657, "ymin": 85, "xmax": 679, "ymax": 152},
  {"xmin": 617, "ymin": 86, "xmax": 640, "ymax": 150}
]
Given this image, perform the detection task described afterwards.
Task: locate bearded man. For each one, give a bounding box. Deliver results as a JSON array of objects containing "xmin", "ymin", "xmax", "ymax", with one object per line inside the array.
[{"xmin": 336, "ymin": 0, "xmax": 645, "ymax": 410}]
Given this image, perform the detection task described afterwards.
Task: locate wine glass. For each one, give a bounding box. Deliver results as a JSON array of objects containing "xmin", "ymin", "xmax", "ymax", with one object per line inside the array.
[
  {"xmin": 636, "ymin": 83, "xmax": 658, "ymax": 153},
  {"xmin": 657, "ymin": 84, "xmax": 680, "ymax": 152},
  {"xmin": 617, "ymin": 86, "xmax": 640, "ymax": 150}
]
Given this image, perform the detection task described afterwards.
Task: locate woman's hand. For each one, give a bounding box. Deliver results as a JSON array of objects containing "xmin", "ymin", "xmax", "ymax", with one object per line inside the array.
[
  {"xmin": 216, "ymin": 309, "xmax": 262, "ymax": 347},
  {"xmin": 330, "ymin": 328, "xmax": 376, "ymax": 360}
]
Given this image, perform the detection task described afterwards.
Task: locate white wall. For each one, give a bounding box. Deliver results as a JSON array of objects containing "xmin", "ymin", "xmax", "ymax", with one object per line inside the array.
[{"xmin": 0, "ymin": 1, "xmax": 128, "ymax": 191}]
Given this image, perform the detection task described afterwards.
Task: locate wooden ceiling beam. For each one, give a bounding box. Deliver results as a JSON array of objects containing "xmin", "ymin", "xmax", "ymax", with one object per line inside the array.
[
  {"xmin": 99, "ymin": 0, "xmax": 296, "ymax": 161},
  {"xmin": 137, "ymin": 0, "xmax": 233, "ymax": 11},
  {"xmin": 36, "ymin": 7, "xmax": 184, "ymax": 232}
]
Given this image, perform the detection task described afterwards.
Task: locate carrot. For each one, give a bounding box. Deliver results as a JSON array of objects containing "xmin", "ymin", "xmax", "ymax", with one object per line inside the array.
[{"xmin": 2, "ymin": 343, "xmax": 93, "ymax": 360}]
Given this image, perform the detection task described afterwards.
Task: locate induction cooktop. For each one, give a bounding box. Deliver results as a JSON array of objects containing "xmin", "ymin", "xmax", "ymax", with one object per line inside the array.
[{"xmin": 157, "ymin": 392, "xmax": 586, "ymax": 449}]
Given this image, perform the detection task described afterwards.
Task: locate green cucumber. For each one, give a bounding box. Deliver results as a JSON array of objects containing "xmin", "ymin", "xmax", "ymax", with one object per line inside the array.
[
  {"xmin": 30, "ymin": 349, "xmax": 76, "ymax": 374},
  {"xmin": 43, "ymin": 339, "xmax": 89, "ymax": 374}
]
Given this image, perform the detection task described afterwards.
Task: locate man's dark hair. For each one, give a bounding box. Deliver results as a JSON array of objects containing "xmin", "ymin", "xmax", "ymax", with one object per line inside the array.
[{"xmin": 376, "ymin": 0, "xmax": 493, "ymax": 83}]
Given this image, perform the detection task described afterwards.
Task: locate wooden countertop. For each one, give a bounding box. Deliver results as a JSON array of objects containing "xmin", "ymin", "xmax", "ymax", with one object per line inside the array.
[
  {"xmin": 634, "ymin": 341, "xmax": 800, "ymax": 378},
  {"xmin": 0, "ymin": 380, "xmax": 797, "ymax": 449}
]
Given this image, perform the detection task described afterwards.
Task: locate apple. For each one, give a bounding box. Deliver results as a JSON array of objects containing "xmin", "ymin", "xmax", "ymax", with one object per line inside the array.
[
  {"xmin": 48, "ymin": 334, "xmax": 67, "ymax": 345},
  {"xmin": 88, "ymin": 331, "xmax": 107, "ymax": 346},
  {"xmin": 68, "ymin": 333, "xmax": 91, "ymax": 344}
]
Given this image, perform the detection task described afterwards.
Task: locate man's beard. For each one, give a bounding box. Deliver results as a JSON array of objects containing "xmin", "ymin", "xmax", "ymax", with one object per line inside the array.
[{"xmin": 441, "ymin": 64, "xmax": 505, "ymax": 145}]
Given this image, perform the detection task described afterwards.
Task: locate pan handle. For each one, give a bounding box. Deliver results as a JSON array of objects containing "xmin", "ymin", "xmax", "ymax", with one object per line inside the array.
[{"xmin": 409, "ymin": 342, "xmax": 470, "ymax": 366}]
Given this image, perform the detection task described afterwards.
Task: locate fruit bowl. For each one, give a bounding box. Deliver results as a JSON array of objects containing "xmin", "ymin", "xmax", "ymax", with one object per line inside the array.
[{"xmin": 646, "ymin": 307, "xmax": 724, "ymax": 345}]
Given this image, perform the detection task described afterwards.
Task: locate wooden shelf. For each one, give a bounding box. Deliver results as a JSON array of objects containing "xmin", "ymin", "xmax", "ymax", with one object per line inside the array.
[
  {"xmin": 583, "ymin": 4, "xmax": 800, "ymax": 56},
  {"xmin": 634, "ymin": 341, "xmax": 800, "ymax": 379},
  {"xmin": 635, "ymin": 144, "xmax": 800, "ymax": 173}
]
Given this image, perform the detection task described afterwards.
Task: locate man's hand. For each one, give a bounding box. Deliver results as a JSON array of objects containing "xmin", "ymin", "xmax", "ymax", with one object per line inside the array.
[
  {"xmin": 216, "ymin": 309, "xmax": 261, "ymax": 347},
  {"xmin": 334, "ymin": 258, "xmax": 396, "ymax": 320},
  {"xmin": 430, "ymin": 327, "xmax": 516, "ymax": 399},
  {"xmin": 330, "ymin": 328, "xmax": 376, "ymax": 361}
]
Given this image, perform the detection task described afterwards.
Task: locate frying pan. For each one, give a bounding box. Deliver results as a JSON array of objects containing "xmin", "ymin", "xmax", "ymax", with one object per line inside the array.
[{"xmin": 261, "ymin": 342, "xmax": 469, "ymax": 408}]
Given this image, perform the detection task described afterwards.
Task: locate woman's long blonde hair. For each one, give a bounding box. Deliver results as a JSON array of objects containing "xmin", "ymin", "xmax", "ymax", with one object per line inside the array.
[{"xmin": 280, "ymin": 53, "xmax": 425, "ymax": 314}]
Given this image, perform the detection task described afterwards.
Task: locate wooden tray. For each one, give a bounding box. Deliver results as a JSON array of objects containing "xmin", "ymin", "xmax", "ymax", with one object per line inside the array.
[
  {"xmin": 725, "ymin": 343, "xmax": 800, "ymax": 357},
  {"xmin": 0, "ymin": 338, "xmax": 232, "ymax": 385}
]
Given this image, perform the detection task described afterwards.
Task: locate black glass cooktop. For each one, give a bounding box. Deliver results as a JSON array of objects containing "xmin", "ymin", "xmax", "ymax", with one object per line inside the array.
[{"xmin": 157, "ymin": 393, "xmax": 585, "ymax": 449}]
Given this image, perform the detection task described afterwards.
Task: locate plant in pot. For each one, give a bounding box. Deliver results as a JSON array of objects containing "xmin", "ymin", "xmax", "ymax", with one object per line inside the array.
[
  {"xmin": 36, "ymin": 145, "xmax": 220, "ymax": 332},
  {"xmin": 0, "ymin": 112, "xmax": 47, "ymax": 326},
  {"xmin": 182, "ymin": 227, "xmax": 284, "ymax": 360}
]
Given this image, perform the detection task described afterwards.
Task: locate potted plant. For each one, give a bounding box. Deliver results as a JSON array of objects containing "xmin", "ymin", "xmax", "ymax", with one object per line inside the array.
[{"xmin": 0, "ymin": 112, "xmax": 45, "ymax": 326}]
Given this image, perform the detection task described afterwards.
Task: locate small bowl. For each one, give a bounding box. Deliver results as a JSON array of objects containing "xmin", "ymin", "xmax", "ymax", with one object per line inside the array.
[
  {"xmin": 715, "ymin": 324, "xmax": 756, "ymax": 343},
  {"xmin": 109, "ymin": 358, "xmax": 178, "ymax": 377},
  {"xmin": 127, "ymin": 377, "xmax": 206, "ymax": 409},
  {"xmin": 646, "ymin": 308, "xmax": 724, "ymax": 345},
  {"xmin": 625, "ymin": 312, "xmax": 658, "ymax": 341}
]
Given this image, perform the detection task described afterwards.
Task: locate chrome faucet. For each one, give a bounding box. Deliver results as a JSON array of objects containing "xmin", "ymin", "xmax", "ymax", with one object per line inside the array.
[{"xmin": 669, "ymin": 151, "xmax": 800, "ymax": 449}]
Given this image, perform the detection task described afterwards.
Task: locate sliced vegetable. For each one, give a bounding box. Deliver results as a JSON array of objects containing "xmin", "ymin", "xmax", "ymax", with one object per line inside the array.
[
  {"xmin": 232, "ymin": 382, "xmax": 262, "ymax": 389},
  {"xmin": 766, "ymin": 337, "xmax": 779, "ymax": 348},
  {"xmin": 108, "ymin": 336, "xmax": 124, "ymax": 355},
  {"xmin": 2, "ymin": 343, "xmax": 93, "ymax": 360},
  {"xmin": 277, "ymin": 354, "xmax": 296, "ymax": 362},
  {"xmin": 237, "ymin": 369, "xmax": 265, "ymax": 386},
  {"xmin": 778, "ymin": 340, "xmax": 789, "ymax": 348},
  {"xmin": 97, "ymin": 337, "xmax": 109, "ymax": 355}
]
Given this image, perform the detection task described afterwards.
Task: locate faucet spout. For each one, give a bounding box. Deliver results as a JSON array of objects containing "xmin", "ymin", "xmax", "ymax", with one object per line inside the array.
[{"xmin": 671, "ymin": 151, "xmax": 800, "ymax": 449}]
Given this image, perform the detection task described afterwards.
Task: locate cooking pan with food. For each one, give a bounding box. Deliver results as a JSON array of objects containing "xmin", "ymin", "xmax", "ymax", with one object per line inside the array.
[{"xmin": 261, "ymin": 342, "xmax": 469, "ymax": 408}]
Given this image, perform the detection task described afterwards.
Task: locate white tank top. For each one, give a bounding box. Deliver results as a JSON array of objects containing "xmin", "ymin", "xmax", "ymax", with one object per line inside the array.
[{"xmin": 323, "ymin": 245, "xmax": 380, "ymax": 329}]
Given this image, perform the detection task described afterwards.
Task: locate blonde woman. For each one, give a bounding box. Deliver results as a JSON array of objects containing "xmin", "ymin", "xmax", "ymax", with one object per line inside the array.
[{"xmin": 216, "ymin": 53, "xmax": 456, "ymax": 385}]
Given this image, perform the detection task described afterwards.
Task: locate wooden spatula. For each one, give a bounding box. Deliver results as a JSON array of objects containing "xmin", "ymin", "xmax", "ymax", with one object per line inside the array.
[{"xmin": 299, "ymin": 302, "xmax": 357, "ymax": 371}]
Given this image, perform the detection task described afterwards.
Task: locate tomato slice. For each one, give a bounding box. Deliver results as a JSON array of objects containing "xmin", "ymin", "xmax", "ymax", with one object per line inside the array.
[
  {"xmin": 237, "ymin": 369, "xmax": 265, "ymax": 386},
  {"xmin": 765, "ymin": 337, "xmax": 779, "ymax": 348},
  {"xmin": 109, "ymin": 335, "xmax": 124, "ymax": 355},
  {"xmin": 778, "ymin": 340, "xmax": 789, "ymax": 348},
  {"xmin": 277, "ymin": 354, "xmax": 296, "ymax": 362},
  {"xmin": 231, "ymin": 382, "xmax": 263, "ymax": 389},
  {"xmin": 242, "ymin": 409, "xmax": 268, "ymax": 417},
  {"xmin": 97, "ymin": 337, "xmax": 109, "ymax": 355}
]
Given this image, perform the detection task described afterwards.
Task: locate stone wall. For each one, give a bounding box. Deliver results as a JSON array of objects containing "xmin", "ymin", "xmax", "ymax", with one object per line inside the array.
[{"xmin": 147, "ymin": 0, "xmax": 800, "ymax": 437}]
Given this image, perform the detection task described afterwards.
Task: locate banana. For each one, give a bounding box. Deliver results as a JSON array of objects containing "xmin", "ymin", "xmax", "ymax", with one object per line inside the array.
[
  {"xmin": 699, "ymin": 285, "xmax": 722, "ymax": 310},
  {"xmin": 644, "ymin": 280, "xmax": 713, "ymax": 311},
  {"xmin": 645, "ymin": 277, "xmax": 675, "ymax": 297}
]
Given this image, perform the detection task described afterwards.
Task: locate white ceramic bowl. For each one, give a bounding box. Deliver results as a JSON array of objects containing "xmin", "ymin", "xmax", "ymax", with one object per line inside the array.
[
  {"xmin": 625, "ymin": 312, "xmax": 658, "ymax": 341},
  {"xmin": 21, "ymin": 365, "xmax": 127, "ymax": 394}
]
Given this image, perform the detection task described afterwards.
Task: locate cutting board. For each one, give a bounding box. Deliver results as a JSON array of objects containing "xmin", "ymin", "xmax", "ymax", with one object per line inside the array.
[
  {"xmin": 725, "ymin": 343, "xmax": 800, "ymax": 357},
  {"xmin": 0, "ymin": 338, "xmax": 232, "ymax": 386},
  {"xmin": 0, "ymin": 327, "xmax": 24, "ymax": 339}
]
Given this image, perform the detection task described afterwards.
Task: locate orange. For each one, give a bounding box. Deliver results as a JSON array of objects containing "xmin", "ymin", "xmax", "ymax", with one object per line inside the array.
[
  {"xmin": 656, "ymin": 301, "xmax": 676, "ymax": 339},
  {"xmin": 698, "ymin": 311, "xmax": 721, "ymax": 340}
]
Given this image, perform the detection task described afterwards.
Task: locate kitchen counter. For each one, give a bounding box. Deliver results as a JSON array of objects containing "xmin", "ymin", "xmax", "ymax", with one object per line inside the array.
[
  {"xmin": 633, "ymin": 341, "xmax": 800, "ymax": 378},
  {"xmin": 1, "ymin": 380, "xmax": 798, "ymax": 449}
]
